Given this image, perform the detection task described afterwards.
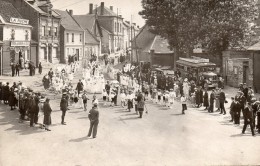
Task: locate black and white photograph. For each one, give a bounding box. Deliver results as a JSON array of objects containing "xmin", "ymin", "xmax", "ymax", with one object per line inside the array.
[{"xmin": 0, "ymin": 0, "xmax": 260, "ymax": 165}]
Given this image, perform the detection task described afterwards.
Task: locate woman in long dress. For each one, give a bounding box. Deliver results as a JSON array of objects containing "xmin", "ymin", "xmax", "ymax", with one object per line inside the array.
[
  {"xmin": 203, "ymin": 89, "xmax": 209, "ymax": 110},
  {"xmin": 215, "ymin": 88, "xmax": 220, "ymax": 111}
]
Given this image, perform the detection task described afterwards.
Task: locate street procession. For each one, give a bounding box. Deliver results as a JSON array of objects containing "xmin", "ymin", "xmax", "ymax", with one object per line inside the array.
[{"xmin": 0, "ymin": 0, "xmax": 260, "ymax": 165}]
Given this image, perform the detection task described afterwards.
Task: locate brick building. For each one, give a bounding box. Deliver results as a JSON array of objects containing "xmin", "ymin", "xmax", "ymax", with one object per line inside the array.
[
  {"xmin": 0, "ymin": 1, "xmax": 33, "ymax": 75},
  {"xmin": 9, "ymin": 0, "xmax": 61, "ymax": 65}
]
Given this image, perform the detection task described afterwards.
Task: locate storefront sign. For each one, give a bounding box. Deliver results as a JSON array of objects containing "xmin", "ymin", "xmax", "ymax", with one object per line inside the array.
[
  {"xmin": 11, "ymin": 41, "xmax": 30, "ymax": 47},
  {"xmin": 10, "ymin": 17, "xmax": 29, "ymax": 25}
]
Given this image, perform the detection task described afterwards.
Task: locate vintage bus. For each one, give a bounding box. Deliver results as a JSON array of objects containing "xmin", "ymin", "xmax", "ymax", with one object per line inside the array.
[{"xmin": 176, "ymin": 57, "xmax": 219, "ymax": 87}]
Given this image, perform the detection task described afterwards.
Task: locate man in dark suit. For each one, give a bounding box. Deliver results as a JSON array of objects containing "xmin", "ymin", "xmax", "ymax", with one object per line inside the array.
[
  {"xmin": 219, "ymin": 88, "xmax": 226, "ymax": 115},
  {"xmin": 88, "ymin": 103, "xmax": 99, "ymax": 138},
  {"xmin": 76, "ymin": 79, "xmax": 84, "ymax": 96},
  {"xmin": 233, "ymin": 100, "xmax": 241, "ymax": 124},
  {"xmin": 60, "ymin": 93, "xmax": 68, "ymax": 125},
  {"xmin": 242, "ymin": 102, "xmax": 255, "ymax": 136}
]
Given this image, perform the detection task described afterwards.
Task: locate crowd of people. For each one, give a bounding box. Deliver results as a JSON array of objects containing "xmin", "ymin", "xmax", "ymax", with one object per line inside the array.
[
  {"xmin": 1, "ymin": 57, "xmax": 260, "ymax": 137},
  {"xmin": 0, "ymin": 81, "xmax": 53, "ymax": 131},
  {"xmin": 104, "ymin": 61, "xmax": 260, "ymax": 135}
]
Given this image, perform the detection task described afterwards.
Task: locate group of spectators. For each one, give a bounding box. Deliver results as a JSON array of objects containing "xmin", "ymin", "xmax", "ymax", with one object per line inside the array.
[{"xmin": 0, "ymin": 81, "xmax": 52, "ymax": 131}]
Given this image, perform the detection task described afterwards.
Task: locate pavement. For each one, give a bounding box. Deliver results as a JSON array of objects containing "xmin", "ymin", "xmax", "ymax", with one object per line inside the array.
[{"xmin": 0, "ymin": 63, "xmax": 260, "ymax": 166}]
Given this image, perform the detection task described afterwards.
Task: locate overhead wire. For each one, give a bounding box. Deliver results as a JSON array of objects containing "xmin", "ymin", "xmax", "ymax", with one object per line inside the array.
[{"xmin": 57, "ymin": 0, "xmax": 89, "ymax": 9}]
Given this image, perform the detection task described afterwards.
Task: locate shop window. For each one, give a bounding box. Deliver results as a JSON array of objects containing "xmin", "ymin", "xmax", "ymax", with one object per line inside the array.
[
  {"xmin": 47, "ymin": 27, "xmax": 51, "ymax": 36},
  {"xmin": 66, "ymin": 33, "xmax": 69, "ymax": 42},
  {"xmin": 54, "ymin": 27, "xmax": 58, "ymax": 36},
  {"xmin": 11, "ymin": 29, "xmax": 15, "ymax": 40},
  {"xmin": 41, "ymin": 26, "xmax": 45, "ymax": 36},
  {"xmin": 25, "ymin": 30, "xmax": 29, "ymax": 41}
]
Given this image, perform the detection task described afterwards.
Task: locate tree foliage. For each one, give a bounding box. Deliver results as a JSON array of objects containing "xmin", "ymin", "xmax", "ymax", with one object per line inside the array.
[{"xmin": 139, "ymin": 0, "xmax": 258, "ymax": 56}]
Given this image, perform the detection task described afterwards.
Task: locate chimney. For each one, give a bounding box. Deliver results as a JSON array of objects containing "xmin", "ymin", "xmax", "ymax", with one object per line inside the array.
[
  {"xmin": 133, "ymin": 23, "xmax": 136, "ymax": 26},
  {"xmin": 68, "ymin": 10, "xmax": 73, "ymax": 15},
  {"xmin": 110, "ymin": 6, "xmax": 113, "ymax": 11},
  {"xmin": 119, "ymin": 15, "xmax": 122, "ymax": 18},
  {"xmin": 89, "ymin": 3, "xmax": 93, "ymax": 14},
  {"xmin": 101, "ymin": 2, "xmax": 104, "ymax": 15}
]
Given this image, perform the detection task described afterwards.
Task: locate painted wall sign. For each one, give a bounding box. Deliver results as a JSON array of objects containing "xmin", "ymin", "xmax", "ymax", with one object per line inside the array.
[
  {"xmin": 10, "ymin": 17, "xmax": 29, "ymax": 25},
  {"xmin": 11, "ymin": 41, "xmax": 30, "ymax": 47}
]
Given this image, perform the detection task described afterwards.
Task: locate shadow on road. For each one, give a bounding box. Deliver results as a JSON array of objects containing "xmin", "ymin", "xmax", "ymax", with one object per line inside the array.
[
  {"xmin": 230, "ymin": 133, "xmax": 258, "ymax": 137},
  {"xmin": 69, "ymin": 136, "xmax": 89, "ymax": 142},
  {"xmin": 121, "ymin": 113, "xmax": 138, "ymax": 116},
  {"xmin": 119, "ymin": 116, "xmax": 140, "ymax": 121},
  {"xmin": 77, "ymin": 117, "xmax": 88, "ymax": 119},
  {"xmin": 171, "ymin": 113, "xmax": 184, "ymax": 116}
]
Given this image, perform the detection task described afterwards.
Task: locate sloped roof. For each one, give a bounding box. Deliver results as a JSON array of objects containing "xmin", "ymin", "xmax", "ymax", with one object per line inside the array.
[
  {"xmin": 134, "ymin": 24, "xmax": 173, "ymax": 54},
  {"xmin": 54, "ymin": 9, "xmax": 83, "ymax": 31},
  {"xmin": 93, "ymin": 6, "xmax": 117, "ymax": 16},
  {"xmin": 85, "ymin": 29, "xmax": 100, "ymax": 45},
  {"xmin": 247, "ymin": 41, "xmax": 260, "ymax": 50},
  {"xmin": 73, "ymin": 15, "xmax": 96, "ymax": 32},
  {"xmin": 25, "ymin": 0, "xmax": 60, "ymax": 17},
  {"xmin": 150, "ymin": 36, "xmax": 173, "ymax": 54},
  {"xmin": 101, "ymin": 26, "xmax": 112, "ymax": 34},
  {"xmin": 0, "ymin": 1, "xmax": 24, "ymax": 23}
]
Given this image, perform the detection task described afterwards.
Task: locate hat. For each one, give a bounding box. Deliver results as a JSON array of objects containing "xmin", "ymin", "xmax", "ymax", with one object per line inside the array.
[
  {"xmin": 251, "ymin": 98, "xmax": 257, "ymax": 102},
  {"xmin": 93, "ymin": 103, "xmax": 98, "ymax": 107},
  {"xmin": 184, "ymin": 78, "xmax": 188, "ymax": 82}
]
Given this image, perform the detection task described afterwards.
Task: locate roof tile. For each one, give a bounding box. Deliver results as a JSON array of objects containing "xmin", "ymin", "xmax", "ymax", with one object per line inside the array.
[
  {"xmin": 54, "ymin": 9, "xmax": 83, "ymax": 31},
  {"xmin": 0, "ymin": 1, "xmax": 24, "ymax": 23}
]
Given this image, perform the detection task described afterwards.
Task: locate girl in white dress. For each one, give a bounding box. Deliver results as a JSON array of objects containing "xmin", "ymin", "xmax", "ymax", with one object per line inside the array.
[
  {"xmin": 169, "ymin": 89, "xmax": 175, "ymax": 109},
  {"xmin": 120, "ymin": 90, "xmax": 126, "ymax": 108}
]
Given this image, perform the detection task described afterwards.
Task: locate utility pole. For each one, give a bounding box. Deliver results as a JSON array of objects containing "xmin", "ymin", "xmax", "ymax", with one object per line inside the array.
[{"xmin": 130, "ymin": 14, "xmax": 133, "ymax": 63}]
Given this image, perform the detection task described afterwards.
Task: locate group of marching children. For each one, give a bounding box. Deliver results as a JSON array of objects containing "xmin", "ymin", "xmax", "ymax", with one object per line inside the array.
[{"xmin": 150, "ymin": 87, "xmax": 177, "ymax": 109}]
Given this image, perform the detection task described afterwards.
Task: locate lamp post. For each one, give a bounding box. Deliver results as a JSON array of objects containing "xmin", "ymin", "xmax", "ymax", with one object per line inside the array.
[{"xmin": 46, "ymin": 0, "xmax": 53, "ymax": 63}]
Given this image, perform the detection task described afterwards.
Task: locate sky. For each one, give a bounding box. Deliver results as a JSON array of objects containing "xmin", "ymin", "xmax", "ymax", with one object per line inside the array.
[{"xmin": 51, "ymin": 0, "xmax": 146, "ymax": 27}]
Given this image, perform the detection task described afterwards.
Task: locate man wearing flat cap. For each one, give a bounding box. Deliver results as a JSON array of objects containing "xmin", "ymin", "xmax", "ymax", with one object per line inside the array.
[{"xmin": 60, "ymin": 93, "xmax": 68, "ymax": 125}]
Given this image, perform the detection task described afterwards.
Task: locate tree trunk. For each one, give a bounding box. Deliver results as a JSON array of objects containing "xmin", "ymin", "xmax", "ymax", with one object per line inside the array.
[{"xmin": 173, "ymin": 46, "xmax": 180, "ymax": 69}]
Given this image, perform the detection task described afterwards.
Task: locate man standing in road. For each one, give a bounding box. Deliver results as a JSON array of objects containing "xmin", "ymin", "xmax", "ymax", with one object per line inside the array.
[
  {"xmin": 242, "ymin": 102, "xmax": 255, "ymax": 136},
  {"xmin": 88, "ymin": 103, "xmax": 99, "ymax": 138},
  {"xmin": 60, "ymin": 93, "xmax": 68, "ymax": 125},
  {"xmin": 219, "ymin": 88, "xmax": 226, "ymax": 115}
]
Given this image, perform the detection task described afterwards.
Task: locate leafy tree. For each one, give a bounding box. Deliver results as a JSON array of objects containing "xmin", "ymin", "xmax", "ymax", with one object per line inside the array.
[{"xmin": 139, "ymin": 0, "xmax": 258, "ymax": 60}]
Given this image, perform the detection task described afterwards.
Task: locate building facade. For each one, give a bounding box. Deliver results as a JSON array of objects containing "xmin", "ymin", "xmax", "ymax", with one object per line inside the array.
[
  {"xmin": 9, "ymin": 0, "xmax": 61, "ymax": 65},
  {"xmin": 222, "ymin": 50, "xmax": 258, "ymax": 90},
  {"xmin": 92, "ymin": 2, "xmax": 124, "ymax": 54},
  {"xmin": 0, "ymin": 1, "xmax": 33, "ymax": 75},
  {"xmin": 55, "ymin": 9, "xmax": 84, "ymax": 63}
]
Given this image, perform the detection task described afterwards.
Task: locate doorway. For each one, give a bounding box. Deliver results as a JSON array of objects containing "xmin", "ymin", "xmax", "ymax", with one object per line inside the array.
[
  {"xmin": 76, "ymin": 49, "xmax": 79, "ymax": 61},
  {"xmin": 243, "ymin": 61, "xmax": 249, "ymax": 84}
]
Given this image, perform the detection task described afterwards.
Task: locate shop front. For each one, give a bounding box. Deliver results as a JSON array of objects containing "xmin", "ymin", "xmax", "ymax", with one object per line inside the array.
[{"xmin": 0, "ymin": 40, "xmax": 32, "ymax": 75}]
